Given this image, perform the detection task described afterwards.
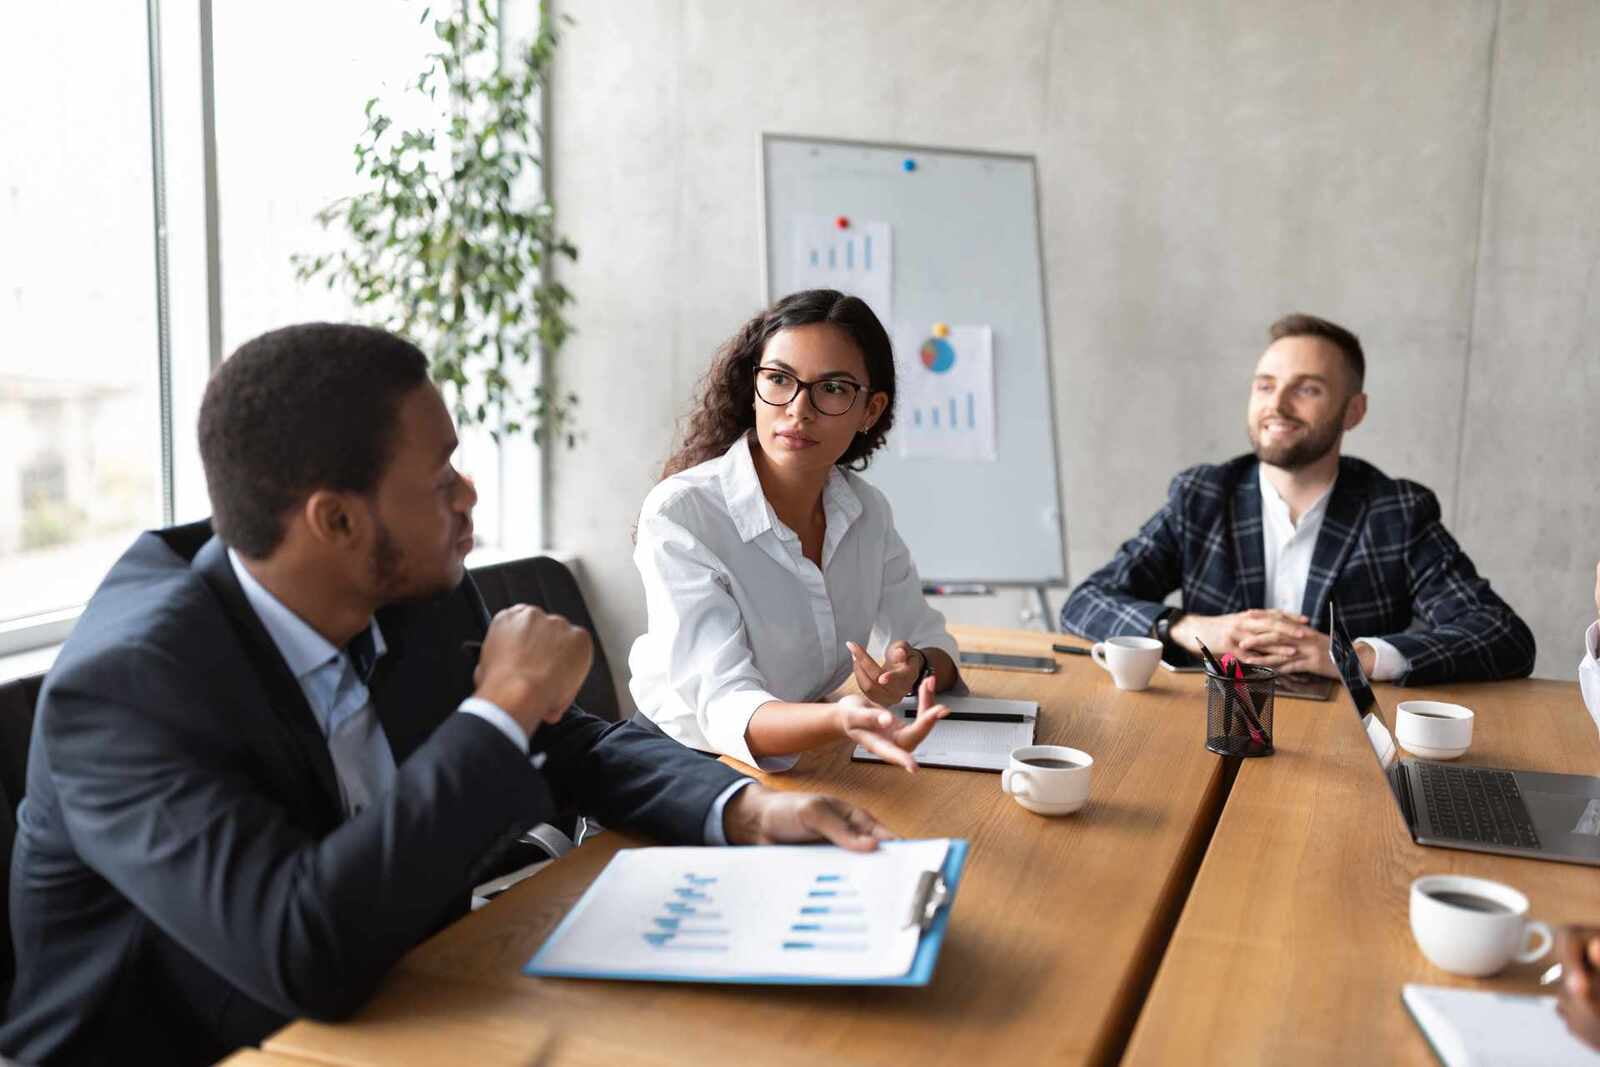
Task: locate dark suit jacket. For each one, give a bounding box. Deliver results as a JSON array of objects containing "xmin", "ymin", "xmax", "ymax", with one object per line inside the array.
[
  {"xmin": 1059, "ymin": 455, "xmax": 1536, "ymax": 685},
  {"xmin": 1, "ymin": 528, "xmax": 743, "ymax": 1066}
]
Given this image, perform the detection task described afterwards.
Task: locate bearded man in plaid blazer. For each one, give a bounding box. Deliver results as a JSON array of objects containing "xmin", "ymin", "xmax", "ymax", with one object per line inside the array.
[{"xmin": 1060, "ymin": 313, "xmax": 1534, "ymax": 687}]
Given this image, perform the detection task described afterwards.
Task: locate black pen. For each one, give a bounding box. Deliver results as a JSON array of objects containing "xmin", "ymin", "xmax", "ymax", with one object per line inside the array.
[
  {"xmin": 1051, "ymin": 643, "xmax": 1091, "ymax": 656},
  {"xmin": 903, "ymin": 710, "xmax": 1025, "ymax": 723}
]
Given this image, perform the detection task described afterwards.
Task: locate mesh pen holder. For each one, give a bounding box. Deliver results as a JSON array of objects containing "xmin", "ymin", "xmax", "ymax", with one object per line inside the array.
[{"xmin": 1204, "ymin": 664, "xmax": 1276, "ymax": 757}]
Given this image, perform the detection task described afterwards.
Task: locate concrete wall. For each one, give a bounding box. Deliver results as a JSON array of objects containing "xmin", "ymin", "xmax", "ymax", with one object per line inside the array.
[{"xmin": 546, "ymin": 0, "xmax": 1600, "ymax": 707}]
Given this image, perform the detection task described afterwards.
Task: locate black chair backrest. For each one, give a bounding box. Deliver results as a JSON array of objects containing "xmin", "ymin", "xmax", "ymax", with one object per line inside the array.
[
  {"xmin": 469, "ymin": 556, "xmax": 620, "ymax": 722},
  {"xmin": 0, "ymin": 671, "xmax": 44, "ymax": 1006}
]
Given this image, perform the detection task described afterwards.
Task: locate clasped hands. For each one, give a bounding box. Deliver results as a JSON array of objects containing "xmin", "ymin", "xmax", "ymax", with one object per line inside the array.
[{"xmin": 1170, "ymin": 608, "xmax": 1372, "ymax": 678}]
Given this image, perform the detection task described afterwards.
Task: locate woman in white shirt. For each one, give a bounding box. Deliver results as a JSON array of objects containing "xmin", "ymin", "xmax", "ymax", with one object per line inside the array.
[{"xmin": 629, "ymin": 289, "xmax": 962, "ymax": 771}]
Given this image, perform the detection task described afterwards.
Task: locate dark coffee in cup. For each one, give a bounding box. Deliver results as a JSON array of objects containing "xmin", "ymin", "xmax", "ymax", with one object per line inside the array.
[
  {"xmin": 1020, "ymin": 757, "xmax": 1083, "ymax": 769},
  {"xmin": 1425, "ymin": 890, "xmax": 1513, "ymax": 914}
]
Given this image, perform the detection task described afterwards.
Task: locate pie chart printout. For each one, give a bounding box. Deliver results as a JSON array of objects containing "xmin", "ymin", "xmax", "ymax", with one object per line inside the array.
[
  {"xmin": 920, "ymin": 337, "xmax": 955, "ymax": 374},
  {"xmin": 895, "ymin": 324, "xmax": 996, "ymax": 462}
]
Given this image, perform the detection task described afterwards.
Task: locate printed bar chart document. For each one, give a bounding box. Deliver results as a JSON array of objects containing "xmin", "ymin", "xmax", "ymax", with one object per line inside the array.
[
  {"xmin": 853, "ymin": 696, "xmax": 1039, "ymax": 771},
  {"xmin": 525, "ymin": 839, "xmax": 965, "ymax": 985}
]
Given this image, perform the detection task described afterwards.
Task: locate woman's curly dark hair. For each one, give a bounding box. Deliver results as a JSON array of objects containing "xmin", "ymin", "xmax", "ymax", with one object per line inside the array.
[{"xmin": 662, "ymin": 289, "xmax": 897, "ymax": 478}]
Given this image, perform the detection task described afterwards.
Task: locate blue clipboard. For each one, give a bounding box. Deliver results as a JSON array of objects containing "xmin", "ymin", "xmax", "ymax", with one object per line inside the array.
[{"xmin": 523, "ymin": 838, "xmax": 969, "ymax": 987}]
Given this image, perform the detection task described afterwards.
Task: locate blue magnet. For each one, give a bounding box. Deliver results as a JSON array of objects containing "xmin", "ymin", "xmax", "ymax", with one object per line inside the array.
[{"xmin": 902, "ymin": 158, "xmax": 917, "ymax": 172}]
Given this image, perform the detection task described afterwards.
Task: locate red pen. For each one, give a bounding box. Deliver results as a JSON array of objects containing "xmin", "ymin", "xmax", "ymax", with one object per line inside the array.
[{"xmin": 1219, "ymin": 653, "xmax": 1268, "ymax": 746}]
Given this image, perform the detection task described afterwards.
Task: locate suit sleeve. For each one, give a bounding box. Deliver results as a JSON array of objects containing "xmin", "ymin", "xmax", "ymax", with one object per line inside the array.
[
  {"xmin": 530, "ymin": 711, "xmax": 745, "ymax": 843},
  {"xmin": 43, "ymin": 647, "xmax": 554, "ymax": 1023},
  {"xmin": 1059, "ymin": 474, "xmax": 1187, "ymax": 640},
  {"xmin": 1376, "ymin": 484, "xmax": 1537, "ymax": 685}
]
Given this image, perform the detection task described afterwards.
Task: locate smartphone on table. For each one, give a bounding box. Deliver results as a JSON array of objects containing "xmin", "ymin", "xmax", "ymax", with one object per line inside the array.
[{"xmin": 957, "ymin": 650, "xmax": 1058, "ymax": 674}]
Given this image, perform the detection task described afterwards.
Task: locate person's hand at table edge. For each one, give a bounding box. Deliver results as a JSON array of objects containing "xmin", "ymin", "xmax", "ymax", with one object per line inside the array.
[
  {"xmin": 1556, "ymin": 924, "xmax": 1600, "ymax": 1051},
  {"xmin": 722, "ymin": 785, "xmax": 895, "ymax": 852}
]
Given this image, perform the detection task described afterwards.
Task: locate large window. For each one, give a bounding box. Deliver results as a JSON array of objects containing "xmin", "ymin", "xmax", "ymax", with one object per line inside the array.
[
  {"xmin": 1, "ymin": 1, "xmax": 545, "ymax": 656},
  {"xmin": 1, "ymin": 4, "xmax": 163, "ymax": 634}
]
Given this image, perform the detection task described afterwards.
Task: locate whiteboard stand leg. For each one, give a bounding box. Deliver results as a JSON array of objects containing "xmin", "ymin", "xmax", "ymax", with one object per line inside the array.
[{"xmin": 1033, "ymin": 585, "xmax": 1057, "ymax": 633}]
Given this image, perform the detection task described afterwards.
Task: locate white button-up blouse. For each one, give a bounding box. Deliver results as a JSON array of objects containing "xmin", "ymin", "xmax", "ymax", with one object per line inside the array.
[{"xmin": 629, "ymin": 434, "xmax": 958, "ymax": 769}]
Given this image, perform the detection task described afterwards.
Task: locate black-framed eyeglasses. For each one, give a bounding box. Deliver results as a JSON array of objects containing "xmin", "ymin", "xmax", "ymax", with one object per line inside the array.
[{"xmin": 753, "ymin": 364, "xmax": 865, "ymax": 416}]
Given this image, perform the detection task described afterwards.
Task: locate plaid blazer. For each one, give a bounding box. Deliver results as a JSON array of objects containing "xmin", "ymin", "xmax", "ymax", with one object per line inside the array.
[{"xmin": 1059, "ymin": 454, "xmax": 1536, "ymax": 686}]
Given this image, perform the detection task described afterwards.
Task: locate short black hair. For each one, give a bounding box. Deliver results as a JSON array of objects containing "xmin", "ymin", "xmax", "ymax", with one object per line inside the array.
[
  {"xmin": 198, "ymin": 323, "xmax": 429, "ymax": 558},
  {"xmin": 1268, "ymin": 312, "xmax": 1365, "ymax": 390}
]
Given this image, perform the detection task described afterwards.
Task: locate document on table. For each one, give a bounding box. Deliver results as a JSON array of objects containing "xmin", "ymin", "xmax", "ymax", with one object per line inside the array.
[
  {"xmin": 526, "ymin": 839, "xmax": 954, "ymax": 983},
  {"xmin": 853, "ymin": 696, "xmax": 1039, "ymax": 771},
  {"xmin": 1401, "ymin": 984, "xmax": 1600, "ymax": 1066}
]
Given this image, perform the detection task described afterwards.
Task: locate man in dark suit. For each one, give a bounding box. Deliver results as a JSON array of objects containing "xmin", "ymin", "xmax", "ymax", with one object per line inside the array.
[
  {"xmin": 1, "ymin": 324, "xmax": 892, "ymax": 1066},
  {"xmin": 1060, "ymin": 313, "xmax": 1534, "ymax": 686}
]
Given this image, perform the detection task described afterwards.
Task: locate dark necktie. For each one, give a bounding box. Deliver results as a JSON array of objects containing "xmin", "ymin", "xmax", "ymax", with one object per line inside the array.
[{"xmin": 344, "ymin": 626, "xmax": 378, "ymax": 685}]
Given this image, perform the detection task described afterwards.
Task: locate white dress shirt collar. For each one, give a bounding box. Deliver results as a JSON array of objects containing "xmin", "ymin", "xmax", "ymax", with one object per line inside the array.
[
  {"xmin": 1257, "ymin": 464, "xmax": 1334, "ymax": 538},
  {"xmin": 227, "ymin": 548, "xmax": 386, "ymax": 682},
  {"xmin": 716, "ymin": 433, "xmax": 863, "ymax": 562}
]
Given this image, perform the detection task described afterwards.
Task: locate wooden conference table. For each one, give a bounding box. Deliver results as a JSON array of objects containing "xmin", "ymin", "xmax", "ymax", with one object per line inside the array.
[
  {"xmin": 257, "ymin": 628, "xmax": 1597, "ymax": 1066},
  {"xmin": 1123, "ymin": 674, "xmax": 1600, "ymax": 1065},
  {"xmin": 262, "ymin": 626, "xmax": 1231, "ymax": 1066}
]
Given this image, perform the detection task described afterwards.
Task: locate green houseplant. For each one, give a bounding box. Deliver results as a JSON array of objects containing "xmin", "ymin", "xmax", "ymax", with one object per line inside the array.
[{"xmin": 295, "ymin": 0, "xmax": 577, "ymax": 450}]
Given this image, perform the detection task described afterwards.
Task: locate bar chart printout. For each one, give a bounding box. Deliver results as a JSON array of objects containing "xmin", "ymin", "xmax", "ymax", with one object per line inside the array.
[
  {"xmin": 525, "ymin": 839, "xmax": 952, "ymax": 981},
  {"xmin": 893, "ymin": 324, "xmax": 997, "ymax": 462},
  {"xmin": 789, "ymin": 215, "xmax": 894, "ymax": 326}
]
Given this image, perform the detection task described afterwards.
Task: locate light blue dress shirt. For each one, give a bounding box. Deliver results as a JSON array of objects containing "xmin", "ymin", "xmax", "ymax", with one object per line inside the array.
[{"xmin": 227, "ymin": 550, "xmax": 748, "ymax": 840}]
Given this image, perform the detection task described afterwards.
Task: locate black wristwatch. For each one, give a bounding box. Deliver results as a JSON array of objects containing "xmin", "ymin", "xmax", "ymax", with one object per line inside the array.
[
  {"xmin": 909, "ymin": 647, "xmax": 935, "ymax": 689},
  {"xmin": 1153, "ymin": 608, "xmax": 1185, "ymax": 651}
]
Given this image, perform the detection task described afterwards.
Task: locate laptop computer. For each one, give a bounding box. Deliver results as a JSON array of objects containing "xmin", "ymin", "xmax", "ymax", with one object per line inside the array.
[{"xmin": 1330, "ymin": 601, "xmax": 1600, "ymax": 866}]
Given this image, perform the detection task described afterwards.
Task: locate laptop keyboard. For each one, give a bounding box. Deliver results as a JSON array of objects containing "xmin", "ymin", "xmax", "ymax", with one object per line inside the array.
[{"xmin": 1416, "ymin": 763, "xmax": 1542, "ymax": 850}]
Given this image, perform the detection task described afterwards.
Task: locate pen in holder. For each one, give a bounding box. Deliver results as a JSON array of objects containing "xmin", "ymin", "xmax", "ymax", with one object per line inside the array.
[{"xmin": 1204, "ymin": 662, "xmax": 1275, "ymax": 757}]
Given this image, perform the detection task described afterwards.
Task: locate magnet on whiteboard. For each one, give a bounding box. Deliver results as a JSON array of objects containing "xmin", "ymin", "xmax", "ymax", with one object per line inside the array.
[
  {"xmin": 903, "ymin": 158, "xmax": 917, "ymax": 172},
  {"xmin": 932, "ymin": 322, "xmax": 950, "ymax": 339},
  {"xmin": 835, "ymin": 215, "xmax": 850, "ymax": 229}
]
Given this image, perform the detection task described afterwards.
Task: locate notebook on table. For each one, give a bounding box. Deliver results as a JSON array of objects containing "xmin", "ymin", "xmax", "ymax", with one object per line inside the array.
[
  {"xmin": 1402, "ymin": 983, "xmax": 1600, "ymax": 1066},
  {"xmin": 851, "ymin": 695, "xmax": 1039, "ymax": 772}
]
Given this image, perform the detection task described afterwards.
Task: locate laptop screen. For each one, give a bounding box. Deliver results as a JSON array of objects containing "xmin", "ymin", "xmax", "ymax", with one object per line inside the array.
[{"xmin": 1329, "ymin": 601, "xmax": 1400, "ymax": 777}]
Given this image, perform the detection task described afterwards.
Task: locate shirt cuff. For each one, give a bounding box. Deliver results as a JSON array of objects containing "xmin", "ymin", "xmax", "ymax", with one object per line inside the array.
[
  {"xmin": 1356, "ymin": 637, "xmax": 1409, "ymax": 682},
  {"xmin": 702, "ymin": 689, "xmax": 797, "ymax": 772},
  {"xmin": 1580, "ymin": 623, "xmax": 1600, "ymax": 738},
  {"xmin": 458, "ymin": 696, "xmax": 530, "ymax": 754},
  {"xmin": 702, "ymin": 778, "xmax": 757, "ymax": 846}
]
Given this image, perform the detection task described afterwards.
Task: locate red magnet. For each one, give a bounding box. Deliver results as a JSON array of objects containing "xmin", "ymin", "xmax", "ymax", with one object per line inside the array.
[{"xmin": 835, "ymin": 215, "xmax": 850, "ymax": 230}]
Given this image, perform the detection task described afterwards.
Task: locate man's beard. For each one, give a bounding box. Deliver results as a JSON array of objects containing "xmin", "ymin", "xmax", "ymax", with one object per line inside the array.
[
  {"xmin": 369, "ymin": 516, "xmax": 463, "ymax": 605},
  {"xmin": 1249, "ymin": 409, "xmax": 1345, "ymax": 470}
]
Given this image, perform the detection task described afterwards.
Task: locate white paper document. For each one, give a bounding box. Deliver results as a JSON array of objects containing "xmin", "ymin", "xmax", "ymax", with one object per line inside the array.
[
  {"xmin": 893, "ymin": 323, "xmax": 997, "ymax": 462},
  {"xmin": 789, "ymin": 215, "xmax": 893, "ymax": 325},
  {"xmin": 1402, "ymin": 984, "xmax": 1600, "ymax": 1066},
  {"xmin": 853, "ymin": 696, "xmax": 1038, "ymax": 771},
  {"xmin": 528, "ymin": 839, "xmax": 951, "ymax": 981}
]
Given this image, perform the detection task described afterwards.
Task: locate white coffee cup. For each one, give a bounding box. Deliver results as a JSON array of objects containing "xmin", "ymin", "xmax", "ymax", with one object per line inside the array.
[
  {"xmin": 1090, "ymin": 636, "xmax": 1163, "ymax": 691},
  {"xmin": 1395, "ymin": 701, "xmax": 1475, "ymax": 760},
  {"xmin": 1000, "ymin": 745, "xmax": 1093, "ymax": 816},
  {"xmin": 1409, "ymin": 874, "xmax": 1552, "ymax": 977}
]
